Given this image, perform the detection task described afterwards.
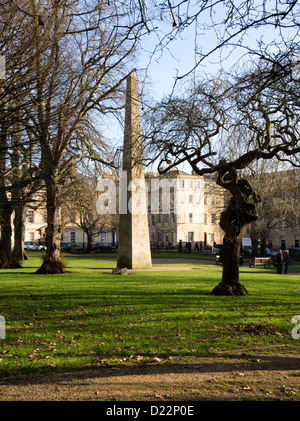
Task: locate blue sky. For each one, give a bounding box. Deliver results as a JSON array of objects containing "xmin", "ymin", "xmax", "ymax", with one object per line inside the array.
[{"xmin": 103, "ymin": 2, "xmax": 300, "ymax": 171}]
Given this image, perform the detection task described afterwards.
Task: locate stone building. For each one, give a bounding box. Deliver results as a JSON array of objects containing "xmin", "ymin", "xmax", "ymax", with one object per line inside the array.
[
  {"xmin": 23, "ymin": 207, "xmax": 116, "ymax": 248},
  {"xmin": 145, "ymin": 170, "xmax": 225, "ymax": 249},
  {"xmin": 21, "ymin": 168, "xmax": 300, "ymax": 252},
  {"xmin": 21, "ymin": 169, "xmax": 224, "ymax": 250}
]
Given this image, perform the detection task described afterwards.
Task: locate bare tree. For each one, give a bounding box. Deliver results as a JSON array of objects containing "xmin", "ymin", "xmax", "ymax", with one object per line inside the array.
[
  {"xmin": 246, "ymin": 164, "xmax": 300, "ymax": 255},
  {"xmin": 145, "ymin": 58, "xmax": 300, "ymax": 295},
  {"xmin": 0, "ymin": 1, "xmax": 45, "ymax": 266},
  {"xmin": 131, "ymin": 1, "xmax": 300, "ymax": 92},
  {"xmin": 0, "ymin": 0, "xmax": 151, "ymax": 273},
  {"xmin": 64, "ymin": 174, "xmax": 119, "ymax": 253}
]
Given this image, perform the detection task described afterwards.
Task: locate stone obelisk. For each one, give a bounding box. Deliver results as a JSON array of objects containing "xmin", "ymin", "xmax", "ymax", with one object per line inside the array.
[{"xmin": 117, "ymin": 71, "xmax": 152, "ymax": 269}]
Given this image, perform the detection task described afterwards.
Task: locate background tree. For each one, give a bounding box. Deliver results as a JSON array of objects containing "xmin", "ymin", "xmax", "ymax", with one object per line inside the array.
[
  {"xmin": 64, "ymin": 173, "xmax": 119, "ymax": 253},
  {"xmin": 0, "ymin": 0, "xmax": 151, "ymax": 273},
  {"xmin": 246, "ymin": 163, "xmax": 300, "ymax": 255},
  {"xmin": 0, "ymin": 1, "xmax": 45, "ymax": 266}
]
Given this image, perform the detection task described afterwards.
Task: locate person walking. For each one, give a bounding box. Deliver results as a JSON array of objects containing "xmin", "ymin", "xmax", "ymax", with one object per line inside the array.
[
  {"xmin": 276, "ymin": 249, "xmax": 283, "ymax": 274},
  {"xmin": 283, "ymin": 249, "xmax": 290, "ymax": 274}
]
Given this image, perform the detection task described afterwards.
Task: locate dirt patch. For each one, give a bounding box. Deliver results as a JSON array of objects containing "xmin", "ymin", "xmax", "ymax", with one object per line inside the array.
[{"xmin": 1, "ymin": 353, "xmax": 300, "ymax": 401}]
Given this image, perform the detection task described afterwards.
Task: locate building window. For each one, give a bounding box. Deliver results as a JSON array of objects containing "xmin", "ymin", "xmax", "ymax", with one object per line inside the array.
[
  {"xmin": 211, "ymin": 195, "xmax": 215, "ymax": 205},
  {"xmin": 188, "ymin": 232, "xmax": 194, "ymax": 242},
  {"xmin": 180, "ymin": 180, "xmax": 185, "ymax": 188},
  {"xmin": 189, "ymin": 213, "xmax": 193, "ymax": 223},
  {"xmin": 211, "ymin": 233, "xmax": 215, "ymax": 243},
  {"xmin": 70, "ymin": 232, "xmax": 76, "ymax": 242},
  {"xmin": 211, "ymin": 214, "xmax": 217, "ymax": 224},
  {"xmin": 43, "ymin": 211, "xmax": 47, "ymax": 223},
  {"xmin": 204, "ymin": 213, "xmax": 207, "ymax": 225},
  {"xmin": 281, "ymin": 239, "xmax": 286, "ymax": 249},
  {"xmin": 196, "ymin": 181, "xmax": 200, "ymax": 189},
  {"xmin": 171, "ymin": 214, "xmax": 175, "ymax": 224},
  {"xmin": 204, "ymin": 195, "xmax": 207, "ymax": 205},
  {"xmin": 295, "ymin": 239, "xmax": 299, "ymax": 247},
  {"xmin": 151, "ymin": 215, "xmax": 155, "ymax": 225},
  {"xmin": 165, "ymin": 232, "xmax": 169, "ymax": 242},
  {"xmin": 151, "ymin": 232, "xmax": 155, "ymax": 242},
  {"xmin": 27, "ymin": 211, "xmax": 34, "ymax": 223},
  {"xmin": 188, "ymin": 194, "xmax": 193, "ymax": 203},
  {"xmin": 189, "ymin": 180, "xmax": 193, "ymax": 188}
]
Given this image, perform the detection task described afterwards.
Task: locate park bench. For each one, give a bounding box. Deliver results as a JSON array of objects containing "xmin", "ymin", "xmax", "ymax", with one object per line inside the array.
[{"xmin": 249, "ymin": 257, "xmax": 271, "ymax": 268}]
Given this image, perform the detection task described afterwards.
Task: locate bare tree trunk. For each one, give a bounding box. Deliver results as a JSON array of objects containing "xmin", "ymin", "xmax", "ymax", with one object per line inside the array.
[
  {"xmin": 212, "ymin": 167, "xmax": 260, "ymax": 296},
  {"xmin": 251, "ymin": 237, "xmax": 259, "ymax": 257},
  {"xmin": 86, "ymin": 233, "xmax": 93, "ymax": 254},
  {"xmin": 0, "ymin": 202, "xmax": 13, "ymax": 265},
  {"xmin": 36, "ymin": 173, "xmax": 65, "ymax": 274},
  {"xmin": 260, "ymin": 237, "xmax": 267, "ymax": 257},
  {"xmin": 0, "ymin": 110, "xmax": 21, "ymax": 268},
  {"xmin": 13, "ymin": 204, "xmax": 28, "ymax": 261},
  {"xmin": 212, "ymin": 207, "xmax": 249, "ymax": 296}
]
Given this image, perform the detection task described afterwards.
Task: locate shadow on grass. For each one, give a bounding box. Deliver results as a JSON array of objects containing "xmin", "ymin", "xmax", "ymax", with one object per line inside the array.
[{"xmin": 1, "ymin": 353, "xmax": 299, "ymax": 386}]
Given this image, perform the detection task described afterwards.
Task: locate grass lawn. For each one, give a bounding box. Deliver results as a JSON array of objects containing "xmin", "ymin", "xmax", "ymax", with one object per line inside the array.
[{"xmin": 0, "ymin": 252, "xmax": 299, "ymax": 379}]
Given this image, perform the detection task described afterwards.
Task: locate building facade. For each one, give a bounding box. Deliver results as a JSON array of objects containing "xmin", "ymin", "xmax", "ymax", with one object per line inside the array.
[
  {"xmin": 20, "ymin": 169, "xmax": 300, "ymax": 252},
  {"xmin": 145, "ymin": 170, "xmax": 224, "ymax": 249}
]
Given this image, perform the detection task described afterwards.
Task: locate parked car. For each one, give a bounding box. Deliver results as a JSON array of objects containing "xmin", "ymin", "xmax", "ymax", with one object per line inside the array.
[
  {"xmin": 92, "ymin": 242, "xmax": 116, "ymax": 252},
  {"xmin": 216, "ymin": 247, "xmax": 244, "ymax": 265},
  {"xmin": 240, "ymin": 245, "xmax": 252, "ymax": 255},
  {"xmin": 288, "ymin": 247, "xmax": 300, "ymax": 255},
  {"xmin": 212, "ymin": 244, "xmax": 223, "ymax": 254},
  {"xmin": 288, "ymin": 247, "xmax": 300, "ymax": 261},
  {"xmin": 24, "ymin": 241, "xmax": 46, "ymax": 251},
  {"xmin": 60, "ymin": 242, "xmax": 80, "ymax": 252}
]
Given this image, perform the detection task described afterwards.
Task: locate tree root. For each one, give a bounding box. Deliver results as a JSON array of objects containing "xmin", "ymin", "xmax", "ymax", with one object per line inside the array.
[
  {"xmin": 35, "ymin": 255, "xmax": 68, "ymax": 274},
  {"xmin": 212, "ymin": 282, "xmax": 248, "ymax": 296},
  {"xmin": 0, "ymin": 257, "xmax": 22, "ymax": 269}
]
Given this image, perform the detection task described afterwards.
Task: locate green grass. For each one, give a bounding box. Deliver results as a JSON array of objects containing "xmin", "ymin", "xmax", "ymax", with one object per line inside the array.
[{"xmin": 0, "ymin": 252, "xmax": 299, "ymax": 379}]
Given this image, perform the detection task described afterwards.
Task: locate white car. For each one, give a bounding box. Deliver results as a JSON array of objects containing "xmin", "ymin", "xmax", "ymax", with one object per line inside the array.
[{"xmin": 24, "ymin": 241, "xmax": 46, "ymax": 251}]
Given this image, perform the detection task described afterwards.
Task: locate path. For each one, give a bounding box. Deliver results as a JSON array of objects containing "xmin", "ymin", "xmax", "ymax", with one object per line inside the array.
[{"xmin": 1, "ymin": 352, "xmax": 299, "ymax": 401}]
